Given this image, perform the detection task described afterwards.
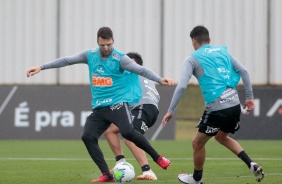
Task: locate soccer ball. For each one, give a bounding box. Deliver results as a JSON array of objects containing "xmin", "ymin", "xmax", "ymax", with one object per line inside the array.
[{"xmin": 113, "ymin": 162, "xmax": 135, "ymax": 182}]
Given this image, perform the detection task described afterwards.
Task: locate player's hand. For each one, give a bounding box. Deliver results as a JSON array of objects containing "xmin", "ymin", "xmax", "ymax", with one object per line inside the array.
[
  {"xmin": 26, "ymin": 66, "xmax": 41, "ymax": 77},
  {"xmin": 243, "ymin": 98, "xmax": 255, "ymax": 115},
  {"xmin": 162, "ymin": 113, "xmax": 173, "ymax": 127},
  {"xmin": 160, "ymin": 78, "xmax": 174, "ymax": 85}
]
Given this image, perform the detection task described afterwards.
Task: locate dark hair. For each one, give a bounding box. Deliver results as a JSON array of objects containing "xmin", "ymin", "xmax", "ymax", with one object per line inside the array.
[
  {"xmin": 97, "ymin": 27, "xmax": 113, "ymax": 39},
  {"xmin": 127, "ymin": 52, "xmax": 143, "ymax": 66},
  {"xmin": 190, "ymin": 25, "xmax": 210, "ymax": 44}
]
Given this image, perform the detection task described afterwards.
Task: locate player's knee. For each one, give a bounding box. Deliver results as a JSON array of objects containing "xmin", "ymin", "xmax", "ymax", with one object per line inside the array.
[
  {"xmin": 192, "ymin": 137, "xmax": 206, "ymax": 151},
  {"xmin": 106, "ymin": 124, "xmax": 120, "ymax": 134},
  {"xmin": 104, "ymin": 128, "xmax": 111, "ymax": 137},
  {"xmin": 192, "ymin": 138, "xmax": 199, "ymax": 149},
  {"xmin": 120, "ymin": 131, "xmax": 132, "ymax": 140},
  {"xmin": 81, "ymin": 132, "xmax": 98, "ymax": 144},
  {"xmin": 81, "ymin": 133, "xmax": 89, "ymax": 142}
]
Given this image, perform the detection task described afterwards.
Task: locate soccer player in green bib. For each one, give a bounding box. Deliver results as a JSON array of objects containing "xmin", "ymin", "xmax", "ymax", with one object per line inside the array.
[
  {"xmin": 27, "ymin": 27, "xmax": 172, "ymax": 183},
  {"xmin": 162, "ymin": 25, "xmax": 264, "ymax": 184}
]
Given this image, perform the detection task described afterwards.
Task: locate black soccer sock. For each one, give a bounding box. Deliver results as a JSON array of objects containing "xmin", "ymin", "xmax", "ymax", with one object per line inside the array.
[
  {"xmin": 193, "ymin": 168, "xmax": 203, "ymax": 181},
  {"xmin": 238, "ymin": 150, "xmax": 253, "ymax": 168},
  {"xmin": 141, "ymin": 164, "xmax": 150, "ymax": 172},
  {"xmin": 115, "ymin": 155, "xmax": 125, "ymax": 162}
]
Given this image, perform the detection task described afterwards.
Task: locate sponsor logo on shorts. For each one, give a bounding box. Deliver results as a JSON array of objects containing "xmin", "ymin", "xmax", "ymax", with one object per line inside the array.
[
  {"xmin": 141, "ymin": 121, "xmax": 148, "ymax": 132},
  {"xmin": 205, "ymin": 126, "xmax": 219, "ymax": 134},
  {"xmin": 131, "ymin": 115, "xmax": 135, "ymax": 121},
  {"xmin": 235, "ymin": 122, "xmax": 240, "ymax": 130},
  {"xmin": 92, "ymin": 77, "xmax": 113, "ymax": 86},
  {"xmin": 110, "ymin": 102, "xmax": 123, "ymax": 111}
]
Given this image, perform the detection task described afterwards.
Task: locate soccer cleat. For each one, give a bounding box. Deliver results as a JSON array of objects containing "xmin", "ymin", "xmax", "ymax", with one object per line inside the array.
[
  {"xmin": 136, "ymin": 169, "xmax": 157, "ymax": 180},
  {"xmin": 178, "ymin": 174, "xmax": 203, "ymax": 184},
  {"xmin": 91, "ymin": 173, "xmax": 115, "ymax": 183},
  {"xmin": 157, "ymin": 155, "xmax": 170, "ymax": 170},
  {"xmin": 250, "ymin": 162, "xmax": 265, "ymax": 182}
]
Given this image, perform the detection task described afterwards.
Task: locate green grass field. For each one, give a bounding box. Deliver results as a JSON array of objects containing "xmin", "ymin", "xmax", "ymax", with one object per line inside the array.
[{"xmin": 0, "ymin": 137, "xmax": 281, "ymax": 184}]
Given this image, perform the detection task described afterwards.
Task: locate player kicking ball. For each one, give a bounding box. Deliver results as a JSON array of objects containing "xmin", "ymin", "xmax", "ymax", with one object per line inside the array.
[
  {"xmin": 104, "ymin": 52, "xmax": 159, "ymax": 181},
  {"xmin": 26, "ymin": 27, "xmax": 172, "ymax": 183}
]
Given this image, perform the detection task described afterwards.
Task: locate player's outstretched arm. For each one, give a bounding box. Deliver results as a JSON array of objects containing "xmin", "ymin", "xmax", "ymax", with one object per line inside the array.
[{"xmin": 26, "ymin": 66, "xmax": 41, "ymax": 77}]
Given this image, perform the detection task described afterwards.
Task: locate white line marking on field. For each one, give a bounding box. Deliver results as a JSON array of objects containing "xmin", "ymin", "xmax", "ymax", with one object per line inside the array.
[
  {"xmin": 0, "ymin": 158, "xmax": 91, "ymax": 161},
  {"xmin": 0, "ymin": 86, "xmax": 18, "ymax": 115},
  {"xmin": 236, "ymin": 172, "xmax": 282, "ymax": 178},
  {"xmin": 1, "ymin": 157, "xmax": 282, "ymax": 161}
]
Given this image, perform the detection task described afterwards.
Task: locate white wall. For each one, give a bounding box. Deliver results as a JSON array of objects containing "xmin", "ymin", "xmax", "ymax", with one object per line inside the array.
[
  {"xmin": 163, "ymin": 0, "xmax": 269, "ymax": 84},
  {"xmin": 57, "ymin": 0, "xmax": 162, "ymax": 84},
  {"xmin": 269, "ymin": 0, "xmax": 282, "ymax": 85},
  {"xmin": 1, "ymin": 0, "xmax": 281, "ymax": 85},
  {"xmin": 1, "ymin": 0, "xmax": 58, "ymax": 84}
]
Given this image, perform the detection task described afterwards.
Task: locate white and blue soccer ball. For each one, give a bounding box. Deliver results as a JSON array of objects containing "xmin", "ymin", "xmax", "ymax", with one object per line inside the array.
[{"xmin": 113, "ymin": 162, "xmax": 135, "ymax": 182}]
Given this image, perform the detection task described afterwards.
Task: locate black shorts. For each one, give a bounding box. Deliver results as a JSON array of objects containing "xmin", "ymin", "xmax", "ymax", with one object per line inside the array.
[
  {"xmin": 131, "ymin": 104, "xmax": 159, "ymax": 134},
  {"xmin": 197, "ymin": 104, "xmax": 241, "ymax": 136},
  {"xmin": 84, "ymin": 102, "xmax": 136, "ymax": 139}
]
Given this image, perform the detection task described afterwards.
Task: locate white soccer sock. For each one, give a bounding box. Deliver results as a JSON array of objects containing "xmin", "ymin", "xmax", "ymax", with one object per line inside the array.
[{"xmin": 116, "ymin": 158, "xmax": 126, "ymax": 164}]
